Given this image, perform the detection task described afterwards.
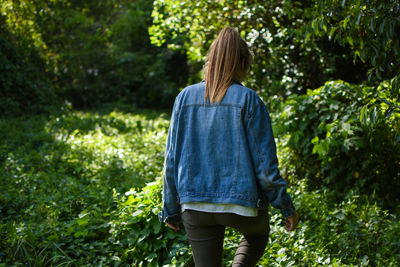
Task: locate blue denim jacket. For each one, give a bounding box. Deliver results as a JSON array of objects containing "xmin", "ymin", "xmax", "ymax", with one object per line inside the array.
[{"xmin": 160, "ymin": 81, "xmax": 295, "ymax": 223}]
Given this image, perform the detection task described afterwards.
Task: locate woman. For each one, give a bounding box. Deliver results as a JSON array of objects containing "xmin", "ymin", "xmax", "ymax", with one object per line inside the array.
[{"xmin": 159, "ymin": 26, "xmax": 299, "ymax": 266}]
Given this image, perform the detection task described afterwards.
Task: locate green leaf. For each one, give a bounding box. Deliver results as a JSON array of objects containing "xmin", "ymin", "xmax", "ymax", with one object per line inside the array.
[
  {"xmin": 395, "ymin": 134, "xmax": 400, "ymax": 145},
  {"xmin": 369, "ymin": 17, "xmax": 375, "ymax": 32},
  {"xmin": 329, "ymin": 27, "xmax": 337, "ymax": 39},
  {"xmin": 379, "ymin": 20, "xmax": 385, "ymax": 34},
  {"xmin": 347, "ymin": 36, "xmax": 354, "ymax": 46},
  {"xmin": 370, "ymin": 107, "xmax": 377, "ymax": 125},
  {"xmin": 132, "ymin": 210, "xmax": 143, "ymax": 217},
  {"xmin": 153, "ymin": 222, "xmax": 161, "ymax": 233},
  {"xmin": 312, "ymin": 136, "xmax": 320, "ymax": 144},
  {"xmin": 356, "ymin": 12, "xmax": 362, "ymax": 26}
]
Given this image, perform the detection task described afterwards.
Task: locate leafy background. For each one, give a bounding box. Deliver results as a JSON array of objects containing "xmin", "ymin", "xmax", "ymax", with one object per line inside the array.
[{"xmin": 1, "ymin": 0, "xmax": 399, "ymax": 266}]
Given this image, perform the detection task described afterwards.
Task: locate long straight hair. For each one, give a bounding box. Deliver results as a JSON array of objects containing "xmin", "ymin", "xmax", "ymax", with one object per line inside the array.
[{"xmin": 204, "ymin": 27, "xmax": 251, "ymax": 103}]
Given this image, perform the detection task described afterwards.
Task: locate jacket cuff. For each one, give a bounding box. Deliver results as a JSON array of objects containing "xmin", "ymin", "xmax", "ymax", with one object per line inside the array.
[
  {"xmin": 280, "ymin": 203, "xmax": 296, "ymax": 218},
  {"xmin": 158, "ymin": 211, "xmax": 181, "ymax": 223}
]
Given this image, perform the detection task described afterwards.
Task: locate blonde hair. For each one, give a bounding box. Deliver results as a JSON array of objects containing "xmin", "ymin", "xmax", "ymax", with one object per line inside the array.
[{"xmin": 204, "ymin": 27, "xmax": 251, "ymax": 103}]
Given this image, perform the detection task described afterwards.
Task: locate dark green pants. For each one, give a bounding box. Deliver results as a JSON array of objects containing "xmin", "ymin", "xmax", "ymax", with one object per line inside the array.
[{"xmin": 181, "ymin": 209, "xmax": 270, "ymax": 267}]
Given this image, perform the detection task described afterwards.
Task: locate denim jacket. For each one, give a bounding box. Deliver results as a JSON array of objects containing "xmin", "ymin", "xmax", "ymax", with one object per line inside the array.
[{"xmin": 159, "ymin": 81, "xmax": 295, "ymax": 223}]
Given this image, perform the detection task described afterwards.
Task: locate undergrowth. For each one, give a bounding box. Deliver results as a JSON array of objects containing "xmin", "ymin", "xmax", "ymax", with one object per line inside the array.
[{"xmin": 0, "ymin": 102, "xmax": 399, "ymax": 266}]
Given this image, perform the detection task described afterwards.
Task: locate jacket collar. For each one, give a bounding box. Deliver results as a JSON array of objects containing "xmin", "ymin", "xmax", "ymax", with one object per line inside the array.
[{"xmin": 201, "ymin": 79, "xmax": 243, "ymax": 86}]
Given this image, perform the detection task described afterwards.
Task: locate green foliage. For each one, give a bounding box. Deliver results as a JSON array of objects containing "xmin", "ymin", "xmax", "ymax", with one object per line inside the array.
[
  {"xmin": 150, "ymin": 0, "xmax": 370, "ymax": 100},
  {"xmin": 108, "ymin": 179, "xmax": 400, "ymax": 266},
  {"xmin": 312, "ymin": 0, "xmax": 400, "ymax": 83},
  {"xmin": 109, "ymin": 180, "xmax": 193, "ymax": 266},
  {"xmin": 0, "ymin": 14, "xmax": 57, "ymax": 116},
  {"xmin": 0, "ymin": 0, "xmax": 187, "ymax": 113},
  {"xmin": 1, "ymin": 0, "xmax": 400, "ymax": 265},
  {"xmin": 259, "ymin": 183, "xmax": 400, "ymax": 266},
  {"xmin": 312, "ymin": 0, "xmax": 400, "ymax": 117},
  {"xmin": 1, "ymin": 104, "xmax": 399, "ymax": 266},
  {"xmin": 275, "ymin": 80, "xmax": 400, "ymax": 209},
  {"xmin": 0, "ymin": 105, "xmax": 170, "ymax": 265}
]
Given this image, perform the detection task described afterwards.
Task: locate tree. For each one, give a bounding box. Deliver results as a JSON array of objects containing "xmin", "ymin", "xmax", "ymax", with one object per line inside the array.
[
  {"xmin": 0, "ymin": 8, "xmax": 56, "ymax": 116},
  {"xmin": 0, "ymin": 0, "xmax": 188, "ymax": 111},
  {"xmin": 312, "ymin": 0, "xmax": 400, "ymax": 118},
  {"xmin": 150, "ymin": 0, "xmax": 370, "ymax": 102}
]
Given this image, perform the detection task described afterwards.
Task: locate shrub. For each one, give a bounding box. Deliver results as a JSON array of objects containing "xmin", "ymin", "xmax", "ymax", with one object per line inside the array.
[
  {"xmin": 275, "ymin": 80, "xmax": 400, "ymax": 210},
  {"xmin": 1, "ymin": 103, "xmax": 399, "ymax": 266},
  {"xmin": 0, "ymin": 106, "xmax": 171, "ymax": 266},
  {"xmin": 0, "ymin": 0, "xmax": 186, "ymax": 113},
  {"xmin": 259, "ymin": 182, "xmax": 400, "ymax": 266},
  {"xmin": 0, "ymin": 14, "xmax": 57, "ymax": 116},
  {"xmin": 109, "ymin": 179, "xmax": 193, "ymax": 266}
]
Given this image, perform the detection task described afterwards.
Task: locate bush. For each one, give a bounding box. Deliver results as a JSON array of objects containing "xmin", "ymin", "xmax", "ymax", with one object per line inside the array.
[
  {"xmin": 275, "ymin": 80, "xmax": 400, "ymax": 210},
  {"xmin": 108, "ymin": 177, "xmax": 400, "ymax": 266},
  {"xmin": 0, "ymin": 0, "xmax": 187, "ymax": 113},
  {"xmin": 0, "ymin": 14, "xmax": 57, "ymax": 116},
  {"xmin": 1, "ymin": 103, "xmax": 399, "ymax": 266},
  {"xmin": 0, "ymin": 106, "xmax": 171, "ymax": 266},
  {"xmin": 259, "ymin": 182, "xmax": 400, "ymax": 266},
  {"xmin": 109, "ymin": 179, "xmax": 193, "ymax": 266}
]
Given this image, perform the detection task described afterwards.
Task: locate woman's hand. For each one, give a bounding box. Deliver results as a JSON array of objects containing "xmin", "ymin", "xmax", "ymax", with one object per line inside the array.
[
  {"xmin": 285, "ymin": 212, "xmax": 299, "ymax": 232},
  {"xmin": 166, "ymin": 222, "xmax": 181, "ymax": 231}
]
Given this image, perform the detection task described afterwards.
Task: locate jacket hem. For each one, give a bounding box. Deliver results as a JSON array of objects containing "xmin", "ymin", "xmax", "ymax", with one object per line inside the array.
[{"xmin": 179, "ymin": 194, "xmax": 268, "ymax": 209}]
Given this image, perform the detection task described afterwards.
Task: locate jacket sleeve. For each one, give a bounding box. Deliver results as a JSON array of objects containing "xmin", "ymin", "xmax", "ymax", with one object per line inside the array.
[
  {"xmin": 246, "ymin": 96, "xmax": 295, "ymax": 218},
  {"xmin": 158, "ymin": 99, "xmax": 181, "ymax": 223}
]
